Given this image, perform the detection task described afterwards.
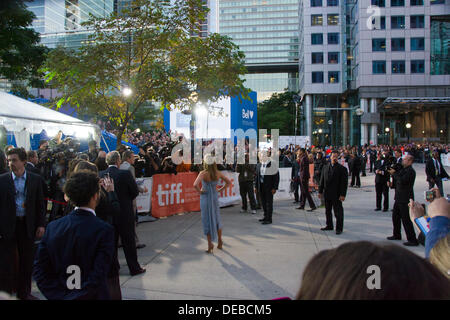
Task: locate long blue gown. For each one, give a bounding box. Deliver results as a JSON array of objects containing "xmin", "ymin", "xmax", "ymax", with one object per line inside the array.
[{"xmin": 200, "ymin": 179, "xmax": 222, "ymax": 242}]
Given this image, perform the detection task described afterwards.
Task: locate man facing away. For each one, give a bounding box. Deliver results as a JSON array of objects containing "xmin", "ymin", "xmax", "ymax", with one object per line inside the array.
[
  {"xmin": 296, "ymin": 148, "xmax": 316, "ymax": 212},
  {"xmin": 319, "ymin": 150, "xmax": 348, "ymax": 235},
  {"xmin": 425, "ymin": 150, "xmax": 448, "ymax": 197},
  {"xmin": 374, "ymin": 152, "xmax": 389, "ymax": 212},
  {"xmin": 236, "ymin": 153, "xmax": 257, "ymax": 214},
  {"xmin": 255, "ymin": 149, "xmax": 279, "ymax": 225},
  {"xmin": 33, "ymin": 171, "xmax": 115, "ymax": 299}
]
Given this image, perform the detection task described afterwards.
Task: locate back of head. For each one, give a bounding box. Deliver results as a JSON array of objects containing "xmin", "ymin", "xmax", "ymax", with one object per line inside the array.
[
  {"xmin": 106, "ymin": 151, "xmax": 121, "ymax": 166},
  {"xmin": 26, "ymin": 150, "xmax": 37, "ymax": 162},
  {"xmin": 203, "ymin": 154, "xmax": 218, "ymax": 181},
  {"xmin": 74, "ymin": 160, "xmax": 98, "ymax": 175},
  {"xmin": 63, "ymin": 170, "xmax": 100, "ymax": 207},
  {"xmin": 296, "ymin": 241, "xmax": 450, "ymax": 300},
  {"xmin": 429, "ymin": 234, "xmax": 450, "ymax": 279}
]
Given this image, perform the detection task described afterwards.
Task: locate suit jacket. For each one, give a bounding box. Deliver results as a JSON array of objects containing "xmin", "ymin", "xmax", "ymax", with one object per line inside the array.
[
  {"xmin": 0, "ymin": 171, "xmax": 46, "ymax": 240},
  {"xmin": 425, "ymin": 158, "xmax": 449, "ymax": 182},
  {"xmin": 100, "ymin": 166, "xmax": 139, "ymax": 226},
  {"xmin": 393, "ymin": 165, "xmax": 415, "ymax": 203},
  {"xmin": 33, "ymin": 209, "xmax": 115, "ymax": 300},
  {"xmin": 374, "ymin": 159, "xmax": 389, "ymax": 184},
  {"xmin": 291, "ymin": 159, "xmax": 300, "ymax": 181},
  {"xmin": 348, "ymin": 156, "xmax": 361, "ymax": 172},
  {"xmin": 26, "ymin": 162, "xmax": 40, "ymax": 175},
  {"xmin": 256, "ymin": 161, "xmax": 280, "ymax": 191},
  {"xmin": 319, "ymin": 162, "xmax": 348, "ymax": 200},
  {"xmin": 299, "ymin": 155, "xmax": 310, "ymax": 182}
]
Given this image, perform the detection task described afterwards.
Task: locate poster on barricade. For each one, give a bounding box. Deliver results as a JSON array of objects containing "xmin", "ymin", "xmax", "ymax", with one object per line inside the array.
[
  {"xmin": 217, "ymin": 171, "xmax": 241, "ymax": 207},
  {"xmin": 136, "ymin": 177, "xmax": 153, "ymax": 213},
  {"xmin": 441, "ymin": 153, "xmax": 450, "ymax": 167},
  {"xmin": 151, "ymin": 172, "xmax": 200, "ymax": 218},
  {"xmin": 274, "ymin": 168, "xmax": 294, "ymax": 200}
]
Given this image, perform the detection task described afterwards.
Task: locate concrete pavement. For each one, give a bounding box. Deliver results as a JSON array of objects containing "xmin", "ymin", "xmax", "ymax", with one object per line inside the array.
[{"xmin": 32, "ymin": 163, "xmax": 448, "ymax": 300}]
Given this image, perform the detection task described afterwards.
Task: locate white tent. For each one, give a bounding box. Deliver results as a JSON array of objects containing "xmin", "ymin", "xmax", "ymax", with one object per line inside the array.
[{"xmin": 0, "ymin": 91, "xmax": 99, "ymax": 149}]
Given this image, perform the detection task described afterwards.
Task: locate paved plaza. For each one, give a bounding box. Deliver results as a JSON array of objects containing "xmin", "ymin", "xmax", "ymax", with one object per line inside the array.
[{"xmin": 32, "ymin": 163, "xmax": 448, "ymax": 300}]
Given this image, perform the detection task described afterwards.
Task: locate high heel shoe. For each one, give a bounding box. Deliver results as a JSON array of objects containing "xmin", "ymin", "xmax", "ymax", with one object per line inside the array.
[
  {"xmin": 217, "ymin": 241, "xmax": 223, "ymax": 250},
  {"xmin": 206, "ymin": 243, "xmax": 214, "ymax": 254}
]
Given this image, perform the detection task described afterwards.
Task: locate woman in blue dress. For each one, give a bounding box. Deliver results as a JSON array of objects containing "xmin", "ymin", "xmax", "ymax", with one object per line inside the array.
[{"xmin": 194, "ymin": 155, "xmax": 231, "ymax": 253}]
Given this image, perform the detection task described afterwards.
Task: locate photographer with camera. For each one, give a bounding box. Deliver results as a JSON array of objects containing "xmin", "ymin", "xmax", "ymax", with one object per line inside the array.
[
  {"xmin": 387, "ymin": 154, "xmax": 419, "ymax": 246},
  {"xmin": 374, "ymin": 152, "xmax": 389, "ymax": 212}
]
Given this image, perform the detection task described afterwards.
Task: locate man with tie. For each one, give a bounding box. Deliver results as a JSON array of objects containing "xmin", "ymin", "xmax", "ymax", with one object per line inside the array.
[
  {"xmin": 425, "ymin": 150, "xmax": 448, "ymax": 197},
  {"xmin": 374, "ymin": 152, "xmax": 389, "ymax": 212},
  {"xmin": 0, "ymin": 148, "xmax": 46, "ymax": 299},
  {"xmin": 255, "ymin": 149, "xmax": 279, "ymax": 225},
  {"xmin": 318, "ymin": 150, "xmax": 348, "ymax": 234}
]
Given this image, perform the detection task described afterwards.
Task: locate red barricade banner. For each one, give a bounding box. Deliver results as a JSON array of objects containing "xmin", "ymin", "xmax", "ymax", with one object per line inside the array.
[{"xmin": 151, "ymin": 172, "xmax": 200, "ymax": 218}]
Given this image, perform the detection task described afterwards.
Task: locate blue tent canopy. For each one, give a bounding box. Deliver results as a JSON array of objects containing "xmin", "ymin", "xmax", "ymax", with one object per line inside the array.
[{"xmin": 100, "ymin": 130, "xmax": 139, "ymax": 154}]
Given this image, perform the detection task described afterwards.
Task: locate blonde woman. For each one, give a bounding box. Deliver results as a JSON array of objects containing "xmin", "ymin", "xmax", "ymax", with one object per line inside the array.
[{"xmin": 194, "ymin": 155, "xmax": 231, "ymax": 253}]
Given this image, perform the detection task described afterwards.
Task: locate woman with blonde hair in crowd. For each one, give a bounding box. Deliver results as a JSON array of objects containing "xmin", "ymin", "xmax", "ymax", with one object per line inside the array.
[{"xmin": 194, "ymin": 154, "xmax": 231, "ymax": 253}]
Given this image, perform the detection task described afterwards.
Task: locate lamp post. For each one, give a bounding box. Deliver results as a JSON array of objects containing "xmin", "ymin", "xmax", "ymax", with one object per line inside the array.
[
  {"xmin": 406, "ymin": 123, "xmax": 412, "ymax": 143},
  {"xmin": 385, "ymin": 127, "xmax": 390, "ymax": 144}
]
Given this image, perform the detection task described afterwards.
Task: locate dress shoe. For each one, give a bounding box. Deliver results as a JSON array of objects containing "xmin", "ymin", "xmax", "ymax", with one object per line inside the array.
[
  {"xmin": 136, "ymin": 244, "xmax": 146, "ymax": 249},
  {"xmin": 387, "ymin": 236, "xmax": 401, "ymax": 240},
  {"xmin": 307, "ymin": 207, "xmax": 317, "ymax": 212},
  {"xmin": 258, "ymin": 218, "xmax": 266, "ymax": 222},
  {"xmin": 293, "ymin": 201, "xmax": 299, "ymax": 204},
  {"xmin": 321, "ymin": 226, "xmax": 333, "ymax": 231},
  {"xmin": 403, "ymin": 241, "xmax": 419, "ymax": 247},
  {"xmin": 382, "ymin": 209, "xmax": 388, "ymax": 212},
  {"xmin": 336, "ymin": 230, "xmax": 342, "ymax": 235},
  {"xmin": 130, "ymin": 268, "xmax": 146, "ymax": 276},
  {"xmin": 296, "ymin": 206, "xmax": 305, "ymax": 210},
  {"xmin": 261, "ymin": 220, "xmax": 272, "ymax": 225},
  {"xmin": 374, "ymin": 208, "xmax": 381, "ymax": 211}
]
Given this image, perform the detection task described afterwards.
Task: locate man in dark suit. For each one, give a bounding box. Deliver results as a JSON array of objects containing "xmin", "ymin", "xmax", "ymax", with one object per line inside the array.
[
  {"xmin": 374, "ymin": 152, "xmax": 389, "ymax": 212},
  {"xmin": 101, "ymin": 151, "xmax": 145, "ymax": 276},
  {"xmin": 255, "ymin": 149, "xmax": 279, "ymax": 225},
  {"xmin": 33, "ymin": 171, "xmax": 115, "ymax": 300},
  {"xmin": 387, "ymin": 154, "xmax": 418, "ymax": 246},
  {"xmin": 0, "ymin": 148, "xmax": 46, "ymax": 300},
  {"xmin": 296, "ymin": 149, "xmax": 316, "ymax": 211},
  {"xmin": 291, "ymin": 152, "xmax": 300, "ymax": 203},
  {"xmin": 369, "ymin": 147, "xmax": 377, "ymax": 173},
  {"xmin": 25, "ymin": 151, "xmax": 40, "ymax": 175},
  {"xmin": 348, "ymin": 153, "xmax": 361, "ymax": 188},
  {"xmin": 425, "ymin": 150, "xmax": 448, "ymax": 197},
  {"xmin": 319, "ymin": 150, "xmax": 348, "ymax": 234}
]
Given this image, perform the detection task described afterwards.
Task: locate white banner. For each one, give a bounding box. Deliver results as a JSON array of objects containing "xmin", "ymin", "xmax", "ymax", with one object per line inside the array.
[
  {"xmin": 136, "ymin": 177, "xmax": 153, "ymax": 213},
  {"xmin": 279, "ymin": 136, "xmax": 311, "ymax": 148},
  {"xmin": 441, "ymin": 153, "xmax": 450, "ymax": 167},
  {"xmin": 217, "ymin": 171, "xmax": 241, "ymax": 207},
  {"xmin": 274, "ymin": 168, "xmax": 295, "ymax": 201}
]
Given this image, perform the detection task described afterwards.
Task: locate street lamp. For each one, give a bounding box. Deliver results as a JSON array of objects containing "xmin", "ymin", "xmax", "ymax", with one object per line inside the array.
[
  {"xmin": 385, "ymin": 127, "xmax": 390, "ymax": 132},
  {"xmin": 122, "ymin": 87, "xmax": 132, "ymax": 97},
  {"xmin": 406, "ymin": 123, "xmax": 412, "ymax": 143}
]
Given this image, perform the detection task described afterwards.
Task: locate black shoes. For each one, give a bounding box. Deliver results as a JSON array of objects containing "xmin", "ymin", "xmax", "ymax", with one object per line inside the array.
[
  {"xmin": 387, "ymin": 236, "xmax": 401, "ymax": 240},
  {"xmin": 374, "ymin": 208, "xmax": 381, "ymax": 211},
  {"xmin": 336, "ymin": 230, "xmax": 342, "ymax": 235},
  {"xmin": 382, "ymin": 209, "xmax": 388, "ymax": 212},
  {"xmin": 136, "ymin": 244, "xmax": 146, "ymax": 249},
  {"xmin": 261, "ymin": 220, "xmax": 272, "ymax": 225},
  {"xmin": 258, "ymin": 218, "xmax": 265, "ymax": 222},
  {"xmin": 307, "ymin": 207, "xmax": 317, "ymax": 212},
  {"xmin": 130, "ymin": 268, "xmax": 146, "ymax": 276},
  {"xmin": 321, "ymin": 226, "xmax": 333, "ymax": 231},
  {"xmin": 403, "ymin": 241, "xmax": 419, "ymax": 247},
  {"xmin": 296, "ymin": 206, "xmax": 305, "ymax": 210}
]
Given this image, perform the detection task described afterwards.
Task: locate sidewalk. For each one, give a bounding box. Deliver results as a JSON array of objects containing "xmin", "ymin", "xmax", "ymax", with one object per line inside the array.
[{"xmin": 32, "ymin": 163, "xmax": 446, "ymax": 300}]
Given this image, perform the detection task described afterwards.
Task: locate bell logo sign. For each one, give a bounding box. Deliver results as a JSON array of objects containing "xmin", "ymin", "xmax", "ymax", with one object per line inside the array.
[{"xmin": 156, "ymin": 183, "xmax": 184, "ymax": 206}]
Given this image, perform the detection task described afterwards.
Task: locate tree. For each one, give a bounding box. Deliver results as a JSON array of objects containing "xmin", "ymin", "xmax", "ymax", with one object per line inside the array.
[
  {"xmin": 258, "ymin": 91, "xmax": 302, "ymax": 136},
  {"xmin": 43, "ymin": 0, "xmax": 249, "ymax": 144},
  {"xmin": 0, "ymin": 0, "xmax": 47, "ymax": 86}
]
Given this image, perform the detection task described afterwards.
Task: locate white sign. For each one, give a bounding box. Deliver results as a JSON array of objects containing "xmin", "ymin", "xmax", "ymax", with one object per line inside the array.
[
  {"xmin": 136, "ymin": 177, "xmax": 153, "ymax": 213},
  {"xmin": 441, "ymin": 153, "xmax": 450, "ymax": 167},
  {"xmin": 217, "ymin": 171, "xmax": 241, "ymax": 207},
  {"xmin": 273, "ymin": 168, "xmax": 295, "ymax": 201},
  {"xmin": 279, "ymin": 136, "xmax": 311, "ymax": 148}
]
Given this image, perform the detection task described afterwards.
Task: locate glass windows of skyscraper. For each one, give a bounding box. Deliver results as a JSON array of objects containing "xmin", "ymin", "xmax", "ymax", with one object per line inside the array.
[
  {"xmin": 312, "ymin": 72, "xmax": 324, "ymax": 83},
  {"xmin": 328, "ymin": 71, "xmax": 339, "ymax": 83},
  {"xmin": 311, "ymin": 0, "xmax": 322, "ymax": 7},
  {"xmin": 411, "ymin": 60, "xmax": 425, "ymax": 73},
  {"xmin": 311, "ymin": 15, "xmax": 323, "ymax": 26},
  {"xmin": 390, "ymin": 0, "xmax": 404, "ymax": 6},
  {"xmin": 410, "ymin": 0, "xmax": 423, "ymax": 5},
  {"xmin": 430, "ymin": 0, "xmax": 445, "ymax": 4},
  {"xmin": 327, "ymin": 0, "xmax": 339, "ymax": 6},
  {"xmin": 328, "ymin": 52, "xmax": 339, "ymax": 64},
  {"xmin": 371, "ymin": 0, "xmax": 385, "ymax": 7},
  {"xmin": 391, "ymin": 38, "xmax": 405, "ymax": 51},
  {"xmin": 411, "ymin": 37, "xmax": 425, "ymax": 51},
  {"xmin": 312, "ymin": 52, "xmax": 324, "ymax": 64},
  {"xmin": 328, "ymin": 14, "xmax": 339, "ymax": 25},
  {"xmin": 391, "ymin": 16, "xmax": 405, "ymax": 29},
  {"xmin": 373, "ymin": 61, "xmax": 386, "ymax": 74},
  {"xmin": 328, "ymin": 33, "xmax": 339, "ymax": 45},
  {"xmin": 410, "ymin": 15, "xmax": 425, "ymax": 28},
  {"xmin": 392, "ymin": 60, "xmax": 406, "ymax": 73},
  {"xmin": 372, "ymin": 38, "xmax": 386, "ymax": 51},
  {"xmin": 430, "ymin": 17, "xmax": 450, "ymax": 75},
  {"xmin": 311, "ymin": 33, "xmax": 323, "ymax": 45}
]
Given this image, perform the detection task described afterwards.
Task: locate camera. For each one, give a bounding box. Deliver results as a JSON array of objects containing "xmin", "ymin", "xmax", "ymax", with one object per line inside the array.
[{"xmin": 424, "ymin": 190, "xmax": 436, "ymax": 202}]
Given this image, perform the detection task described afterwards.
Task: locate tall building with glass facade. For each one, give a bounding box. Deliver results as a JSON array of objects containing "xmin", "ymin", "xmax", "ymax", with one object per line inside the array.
[
  {"xmin": 299, "ymin": 0, "xmax": 450, "ymax": 146},
  {"xmin": 218, "ymin": 0, "xmax": 300, "ymax": 101}
]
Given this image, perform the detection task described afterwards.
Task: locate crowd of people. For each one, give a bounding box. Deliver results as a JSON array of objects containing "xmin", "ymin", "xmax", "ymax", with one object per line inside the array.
[{"xmin": 0, "ymin": 134, "xmax": 449, "ymax": 300}]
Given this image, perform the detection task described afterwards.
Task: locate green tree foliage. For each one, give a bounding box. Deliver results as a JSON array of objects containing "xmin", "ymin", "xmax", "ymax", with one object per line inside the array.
[
  {"xmin": 0, "ymin": 0, "xmax": 47, "ymax": 86},
  {"xmin": 43, "ymin": 0, "xmax": 249, "ymax": 143},
  {"xmin": 258, "ymin": 91, "xmax": 302, "ymax": 136}
]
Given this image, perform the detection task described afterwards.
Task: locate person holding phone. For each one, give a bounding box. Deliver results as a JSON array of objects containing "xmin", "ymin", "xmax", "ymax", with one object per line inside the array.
[{"xmin": 409, "ymin": 188, "xmax": 450, "ymax": 258}]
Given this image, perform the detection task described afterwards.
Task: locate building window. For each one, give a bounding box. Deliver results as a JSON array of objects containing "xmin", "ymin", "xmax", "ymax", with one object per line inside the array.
[
  {"xmin": 328, "ymin": 33, "xmax": 339, "ymax": 45},
  {"xmin": 312, "ymin": 52, "xmax": 324, "ymax": 64},
  {"xmin": 411, "ymin": 15, "xmax": 425, "ymax": 28},
  {"xmin": 392, "ymin": 60, "xmax": 406, "ymax": 73},
  {"xmin": 431, "ymin": 17, "xmax": 450, "ymax": 75},
  {"xmin": 311, "ymin": 15, "xmax": 323, "ymax": 26},
  {"xmin": 328, "ymin": 52, "xmax": 339, "ymax": 64},
  {"xmin": 411, "ymin": 60, "xmax": 425, "ymax": 73},
  {"xmin": 328, "ymin": 14, "xmax": 339, "ymax": 25},
  {"xmin": 372, "ymin": 38, "xmax": 386, "ymax": 51},
  {"xmin": 311, "ymin": 0, "xmax": 322, "ymax": 6},
  {"xmin": 431, "ymin": 0, "xmax": 445, "ymax": 4},
  {"xmin": 391, "ymin": 16, "xmax": 405, "ymax": 29},
  {"xmin": 391, "ymin": 0, "xmax": 404, "ymax": 6},
  {"xmin": 327, "ymin": 0, "xmax": 338, "ymax": 6},
  {"xmin": 373, "ymin": 61, "xmax": 386, "ymax": 74},
  {"xmin": 370, "ymin": 16, "xmax": 386, "ymax": 30},
  {"xmin": 371, "ymin": 0, "xmax": 385, "ymax": 6},
  {"xmin": 411, "ymin": 37, "xmax": 425, "ymax": 51},
  {"xmin": 410, "ymin": 0, "xmax": 423, "ymax": 5},
  {"xmin": 328, "ymin": 71, "xmax": 339, "ymax": 83},
  {"xmin": 311, "ymin": 33, "xmax": 323, "ymax": 45},
  {"xmin": 312, "ymin": 72, "xmax": 324, "ymax": 83},
  {"xmin": 391, "ymin": 38, "xmax": 405, "ymax": 51}
]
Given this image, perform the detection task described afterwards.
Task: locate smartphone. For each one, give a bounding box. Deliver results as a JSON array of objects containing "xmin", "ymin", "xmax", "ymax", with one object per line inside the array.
[
  {"xmin": 414, "ymin": 216, "xmax": 430, "ymax": 235},
  {"xmin": 424, "ymin": 190, "xmax": 435, "ymax": 202}
]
